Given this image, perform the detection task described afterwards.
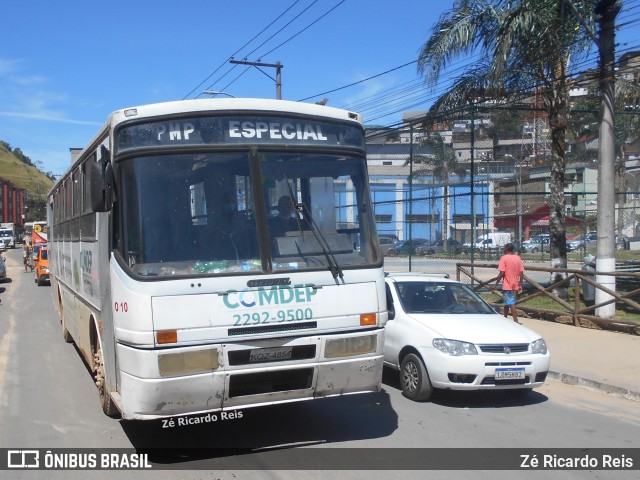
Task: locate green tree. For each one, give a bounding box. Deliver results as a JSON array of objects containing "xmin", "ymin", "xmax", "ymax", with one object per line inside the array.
[{"xmin": 416, "ymin": 0, "xmax": 598, "ymax": 273}]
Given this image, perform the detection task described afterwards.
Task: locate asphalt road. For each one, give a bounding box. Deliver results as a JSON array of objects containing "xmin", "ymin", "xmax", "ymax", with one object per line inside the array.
[{"xmin": 0, "ymin": 247, "xmax": 638, "ymax": 479}]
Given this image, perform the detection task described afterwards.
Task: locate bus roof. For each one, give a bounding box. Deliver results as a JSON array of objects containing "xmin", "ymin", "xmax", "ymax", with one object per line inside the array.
[
  {"xmin": 58, "ymin": 98, "xmax": 364, "ymax": 194},
  {"xmin": 108, "ymin": 98, "xmax": 362, "ymax": 126}
]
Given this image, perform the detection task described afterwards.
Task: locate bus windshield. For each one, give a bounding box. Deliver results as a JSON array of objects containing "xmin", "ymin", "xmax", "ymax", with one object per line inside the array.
[{"xmin": 117, "ymin": 150, "xmax": 378, "ymax": 277}]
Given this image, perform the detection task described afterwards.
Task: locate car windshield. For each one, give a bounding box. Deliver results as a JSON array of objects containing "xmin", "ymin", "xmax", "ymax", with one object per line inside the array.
[{"xmin": 394, "ymin": 281, "xmax": 495, "ymax": 314}]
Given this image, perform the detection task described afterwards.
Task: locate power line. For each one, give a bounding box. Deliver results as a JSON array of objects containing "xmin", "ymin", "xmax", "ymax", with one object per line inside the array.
[
  {"xmin": 259, "ymin": 0, "xmax": 347, "ymax": 59},
  {"xmin": 182, "ymin": 0, "xmax": 304, "ymax": 99},
  {"xmin": 323, "ymin": 4, "xmax": 640, "ymax": 129},
  {"xmin": 204, "ymin": 0, "xmax": 348, "ymax": 96},
  {"xmin": 298, "ymin": 60, "xmax": 418, "ymax": 102}
]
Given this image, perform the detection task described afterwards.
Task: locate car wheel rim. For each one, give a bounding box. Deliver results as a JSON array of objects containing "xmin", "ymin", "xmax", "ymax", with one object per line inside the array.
[{"xmin": 402, "ymin": 361, "xmax": 419, "ymax": 393}]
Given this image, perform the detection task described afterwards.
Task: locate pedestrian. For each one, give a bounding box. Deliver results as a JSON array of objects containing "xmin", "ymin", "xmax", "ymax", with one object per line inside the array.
[
  {"xmin": 22, "ymin": 240, "xmax": 30, "ymax": 272},
  {"xmin": 493, "ymin": 242, "xmax": 524, "ymax": 323}
]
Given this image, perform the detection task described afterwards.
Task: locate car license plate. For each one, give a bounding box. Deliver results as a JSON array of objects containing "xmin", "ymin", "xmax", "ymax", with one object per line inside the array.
[
  {"xmin": 495, "ymin": 368, "xmax": 525, "ymax": 380},
  {"xmin": 249, "ymin": 347, "xmax": 293, "ymax": 362}
]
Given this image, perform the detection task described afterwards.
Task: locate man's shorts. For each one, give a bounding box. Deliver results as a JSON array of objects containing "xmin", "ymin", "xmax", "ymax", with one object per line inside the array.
[{"xmin": 503, "ymin": 290, "xmax": 516, "ymax": 306}]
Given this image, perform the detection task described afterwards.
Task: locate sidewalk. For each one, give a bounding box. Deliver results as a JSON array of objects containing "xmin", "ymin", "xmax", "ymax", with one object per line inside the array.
[{"xmin": 519, "ymin": 317, "xmax": 640, "ymax": 402}]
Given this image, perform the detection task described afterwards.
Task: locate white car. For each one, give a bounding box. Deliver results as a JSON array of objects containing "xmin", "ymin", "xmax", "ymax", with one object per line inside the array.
[{"xmin": 383, "ymin": 273, "xmax": 550, "ymax": 401}]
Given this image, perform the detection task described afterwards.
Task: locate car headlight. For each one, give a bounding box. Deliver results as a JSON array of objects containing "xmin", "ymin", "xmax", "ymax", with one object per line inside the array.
[
  {"xmin": 432, "ymin": 338, "xmax": 477, "ymax": 356},
  {"xmin": 531, "ymin": 338, "xmax": 548, "ymax": 354}
]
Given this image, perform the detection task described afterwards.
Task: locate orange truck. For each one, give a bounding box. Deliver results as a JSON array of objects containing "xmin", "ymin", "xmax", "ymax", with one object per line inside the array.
[{"xmin": 34, "ymin": 245, "xmax": 50, "ymax": 286}]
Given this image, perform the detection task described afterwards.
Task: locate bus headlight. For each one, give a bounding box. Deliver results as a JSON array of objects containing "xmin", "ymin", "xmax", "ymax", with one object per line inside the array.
[
  {"xmin": 325, "ymin": 334, "xmax": 377, "ymax": 358},
  {"xmin": 158, "ymin": 348, "xmax": 219, "ymax": 377}
]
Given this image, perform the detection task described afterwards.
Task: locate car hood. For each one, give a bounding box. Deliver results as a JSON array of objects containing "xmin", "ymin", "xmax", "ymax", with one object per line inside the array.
[{"xmin": 408, "ymin": 313, "xmax": 542, "ymax": 344}]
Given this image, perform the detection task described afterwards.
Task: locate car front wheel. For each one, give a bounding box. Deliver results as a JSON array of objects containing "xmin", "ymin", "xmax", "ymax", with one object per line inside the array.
[{"xmin": 400, "ymin": 353, "xmax": 433, "ymax": 401}]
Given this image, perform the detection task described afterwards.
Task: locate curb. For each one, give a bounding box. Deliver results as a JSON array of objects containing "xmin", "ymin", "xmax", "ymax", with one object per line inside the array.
[{"xmin": 548, "ymin": 371, "xmax": 640, "ymax": 403}]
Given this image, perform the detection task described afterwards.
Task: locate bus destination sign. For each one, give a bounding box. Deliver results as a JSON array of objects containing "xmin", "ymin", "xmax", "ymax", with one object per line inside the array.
[{"xmin": 115, "ymin": 115, "xmax": 364, "ymax": 152}]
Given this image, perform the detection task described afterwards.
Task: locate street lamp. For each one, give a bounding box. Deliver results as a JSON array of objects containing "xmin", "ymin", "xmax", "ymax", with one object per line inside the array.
[{"xmin": 229, "ymin": 59, "xmax": 283, "ymax": 99}]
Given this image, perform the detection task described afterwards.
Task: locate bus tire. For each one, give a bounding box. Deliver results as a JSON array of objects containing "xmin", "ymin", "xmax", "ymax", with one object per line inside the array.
[
  {"xmin": 60, "ymin": 300, "xmax": 73, "ymax": 343},
  {"xmin": 62, "ymin": 320, "xmax": 72, "ymax": 343},
  {"xmin": 93, "ymin": 343, "xmax": 120, "ymax": 418}
]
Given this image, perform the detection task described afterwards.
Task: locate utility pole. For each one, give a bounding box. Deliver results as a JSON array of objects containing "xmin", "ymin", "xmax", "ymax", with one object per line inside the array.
[
  {"xmin": 470, "ymin": 106, "xmax": 476, "ymax": 262},
  {"xmin": 594, "ymin": 0, "xmax": 621, "ymax": 318},
  {"xmin": 229, "ymin": 59, "xmax": 283, "ymax": 99},
  {"xmin": 409, "ymin": 122, "xmax": 414, "ymax": 272}
]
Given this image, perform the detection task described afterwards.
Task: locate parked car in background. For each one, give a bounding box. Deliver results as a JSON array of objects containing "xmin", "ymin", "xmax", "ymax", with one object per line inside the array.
[
  {"xmin": 461, "ymin": 232, "xmax": 512, "ymax": 254},
  {"xmin": 378, "ymin": 234, "xmax": 399, "ymax": 243},
  {"xmin": 566, "ymin": 232, "xmax": 600, "ymax": 252},
  {"xmin": 385, "ymin": 238, "xmax": 429, "ymax": 256},
  {"xmin": 383, "ymin": 273, "xmax": 550, "ymax": 401},
  {"xmin": 566, "ymin": 235, "xmax": 585, "ymax": 252},
  {"xmin": 522, "ymin": 234, "xmax": 550, "ymax": 253},
  {"xmin": 378, "ymin": 236, "xmax": 399, "ymax": 256},
  {"xmin": 415, "ymin": 239, "xmax": 462, "ymax": 255},
  {"xmin": 470, "ymin": 232, "xmax": 512, "ymax": 253},
  {"xmin": 0, "ymin": 223, "xmax": 17, "ymax": 249}
]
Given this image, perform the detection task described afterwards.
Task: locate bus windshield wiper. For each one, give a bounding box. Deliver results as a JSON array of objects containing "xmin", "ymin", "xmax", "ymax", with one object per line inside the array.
[
  {"xmin": 297, "ymin": 202, "xmax": 345, "ymax": 285},
  {"xmin": 281, "ymin": 180, "xmax": 344, "ymax": 285},
  {"xmin": 282, "ymin": 178, "xmax": 304, "ymax": 236}
]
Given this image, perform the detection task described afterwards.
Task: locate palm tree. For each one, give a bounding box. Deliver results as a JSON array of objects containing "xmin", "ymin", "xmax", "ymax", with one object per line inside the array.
[
  {"xmin": 409, "ymin": 132, "xmax": 467, "ymax": 247},
  {"xmin": 416, "ymin": 0, "xmax": 599, "ymax": 273}
]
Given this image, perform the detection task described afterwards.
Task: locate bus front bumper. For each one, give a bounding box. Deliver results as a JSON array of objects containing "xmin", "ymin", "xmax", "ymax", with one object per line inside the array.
[{"xmin": 115, "ymin": 331, "xmax": 384, "ymax": 420}]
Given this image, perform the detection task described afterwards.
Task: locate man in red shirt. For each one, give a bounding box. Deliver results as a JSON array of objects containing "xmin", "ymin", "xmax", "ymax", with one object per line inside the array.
[{"xmin": 493, "ymin": 242, "xmax": 524, "ymax": 323}]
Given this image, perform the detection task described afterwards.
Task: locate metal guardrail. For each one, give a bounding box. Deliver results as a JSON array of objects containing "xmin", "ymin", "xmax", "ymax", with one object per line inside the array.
[{"xmin": 455, "ymin": 262, "xmax": 640, "ymax": 335}]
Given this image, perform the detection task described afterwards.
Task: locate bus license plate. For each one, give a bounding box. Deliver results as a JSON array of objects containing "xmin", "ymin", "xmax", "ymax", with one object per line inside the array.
[
  {"xmin": 495, "ymin": 368, "xmax": 525, "ymax": 380},
  {"xmin": 249, "ymin": 347, "xmax": 293, "ymax": 362}
]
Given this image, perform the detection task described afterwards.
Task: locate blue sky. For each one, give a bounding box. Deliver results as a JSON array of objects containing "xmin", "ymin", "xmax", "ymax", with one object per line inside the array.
[
  {"xmin": 0, "ymin": 0, "xmax": 453, "ymax": 176},
  {"xmin": 1, "ymin": 1, "xmax": 638, "ymax": 178}
]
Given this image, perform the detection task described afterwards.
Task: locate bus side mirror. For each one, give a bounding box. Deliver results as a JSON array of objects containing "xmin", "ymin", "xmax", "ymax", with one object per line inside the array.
[
  {"xmin": 90, "ymin": 146, "xmax": 114, "ymax": 212},
  {"xmin": 385, "ymin": 287, "xmax": 395, "ymax": 320}
]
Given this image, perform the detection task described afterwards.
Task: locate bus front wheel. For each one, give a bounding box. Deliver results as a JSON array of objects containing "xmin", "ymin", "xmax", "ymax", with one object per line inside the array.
[{"xmin": 93, "ymin": 343, "xmax": 120, "ymax": 418}]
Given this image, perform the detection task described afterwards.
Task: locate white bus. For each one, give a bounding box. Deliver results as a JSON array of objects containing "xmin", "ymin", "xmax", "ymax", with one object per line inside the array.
[{"xmin": 47, "ymin": 98, "xmax": 386, "ymax": 420}]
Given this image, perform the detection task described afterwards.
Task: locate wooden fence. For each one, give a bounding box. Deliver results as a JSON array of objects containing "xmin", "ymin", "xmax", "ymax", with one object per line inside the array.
[{"xmin": 456, "ymin": 262, "xmax": 640, "ymax": 335}]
